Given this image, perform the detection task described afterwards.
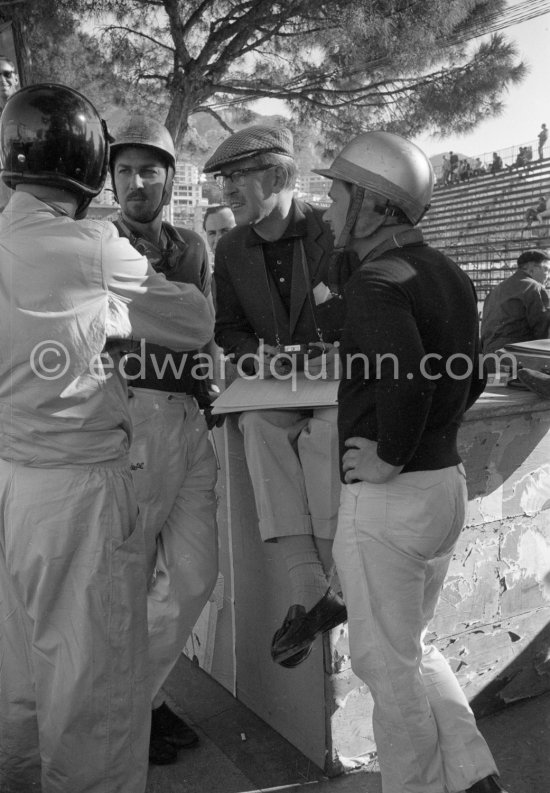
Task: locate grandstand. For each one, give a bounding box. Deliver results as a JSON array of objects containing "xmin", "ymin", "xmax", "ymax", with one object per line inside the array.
[{"xmin": 421, "ymin": 148, "xmax": 550, "ymax": 300}]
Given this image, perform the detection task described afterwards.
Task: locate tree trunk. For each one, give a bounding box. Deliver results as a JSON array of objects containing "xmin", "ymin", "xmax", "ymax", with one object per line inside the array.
[
  {"xmin": 11, "ymin": 16, "xmax": 28, "ymax": 85},
  {"xmin": 0, "ymin": 11, "xmax": 29, "ymax": 86},
  {"xmin": 165, "ymin": 75, "xmax": 199, "ymax": 149},
  {"xmin": 165, "ymin": 66, "xmax": 215, "ymax": 149}
]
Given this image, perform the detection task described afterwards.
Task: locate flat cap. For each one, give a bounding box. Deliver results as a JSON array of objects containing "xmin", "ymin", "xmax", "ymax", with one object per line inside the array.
[
  {"xmin": 517, "ymin": 249, "xmax": 550, "ymax": 266},
  {"xmin": 203, "ymin": 125, "xmax": 294, "ymax": 173}
]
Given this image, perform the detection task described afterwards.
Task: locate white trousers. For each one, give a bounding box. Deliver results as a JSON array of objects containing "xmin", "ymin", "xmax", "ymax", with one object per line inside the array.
[
  {"xmin": 333, "ymin": 465, "xmax": 498, "ymax": 793},
  {"xmin": 128, "ymin": 389, "xmax": 219, "ymax": 699},
  {"xmin": 0, "ymin": 459, "xmax": 150, "ymax": 793},
  {"xmin": 238, "ymin": 408, "xmax": 340, "ymax": 541}
]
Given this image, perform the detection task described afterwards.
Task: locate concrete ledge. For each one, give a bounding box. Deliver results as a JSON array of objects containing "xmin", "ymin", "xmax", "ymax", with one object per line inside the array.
[{"xmin": 203, "ymin": 391, "xmax": 550, "ymax": 773}]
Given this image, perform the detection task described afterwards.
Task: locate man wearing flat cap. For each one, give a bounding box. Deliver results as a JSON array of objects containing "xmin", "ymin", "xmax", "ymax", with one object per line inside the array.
[
  {"xmin": 204, "ymin": 125, "xmax": 352, "ymax": 666},
  {"xmin": 481, "ymin": 249, "xmax": 550, "ymax": 372}
]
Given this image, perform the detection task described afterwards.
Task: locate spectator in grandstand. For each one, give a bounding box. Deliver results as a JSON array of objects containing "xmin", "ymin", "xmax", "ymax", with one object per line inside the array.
[
  {"xmin": 490, "ymin": 152, "xmax": 503, "ymax": 175},
  {"xmin": 508, "ymin": 146, "xmax": 531, "ymax": 173},
  {"xmin": 538, "ymin": 123, "xmax": 548, "ymax": 160},
  {"xmin": 472, "ymin": 158, "xmax": 485, "ymax": 177},
  {"xmin": 523, "ymin": 195, "xmax": 548, "ymax": 234},
  {"xmin": 441, "ymin": 155, "xmax": 451, "ymax": 186},
  {"xmin": 481, "ymin": 250, "xmax": 550, "ymax": 372},
  {"xmin": 449, "ymin": 150, "xmax": 459, "ymax": 183},
  {"xmin": 537, "ymin": 194, "xmax": 550, "ymax": 224},
  {"xmin": 458, "ymin": 159, "xmax": 471, "ymax": 182},
  {"xmin": 203, "ymin": 204, "xmax": 236, "ymax": 256},
  {"xmin": 524, "ymin": 208, "xmax": 538, "ymax": 227},
  {"xmin": 516, "ymin": 148, "xmax": 527, "ymax": 168}
]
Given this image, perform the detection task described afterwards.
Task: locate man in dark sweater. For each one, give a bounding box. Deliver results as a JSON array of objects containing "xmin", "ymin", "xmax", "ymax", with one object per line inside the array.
[{"xmin": 312, "ymin": 132, "xmax": 507, "ymax": 793}]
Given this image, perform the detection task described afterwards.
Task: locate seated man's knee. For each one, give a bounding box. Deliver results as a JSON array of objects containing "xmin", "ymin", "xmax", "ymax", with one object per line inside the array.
[
  {"xmin": 238, "ymin": 409, "xmax": 262, "ymax": 434},
  {"xmin": 238, "ymin": 409, "xmax": 287, "ymax": 435},
  {"xmin": 187, "ymin": 557, "xmax": 218, "ymax": 604}
]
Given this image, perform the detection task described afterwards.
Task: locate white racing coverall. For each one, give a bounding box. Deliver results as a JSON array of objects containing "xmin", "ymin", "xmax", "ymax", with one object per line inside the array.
[
  {"xmin": 0, "ymin": 192, "xmax": 213, "ymax": 793},
  {"xmin": 129, "ymin": 389, "xmax": 218, "ymax": 698}
]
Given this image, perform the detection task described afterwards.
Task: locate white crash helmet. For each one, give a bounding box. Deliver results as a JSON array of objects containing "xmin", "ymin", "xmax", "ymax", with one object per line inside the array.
[{"xmin": 313, "ymin": 131, "xmax": 434, "ymax": 226}]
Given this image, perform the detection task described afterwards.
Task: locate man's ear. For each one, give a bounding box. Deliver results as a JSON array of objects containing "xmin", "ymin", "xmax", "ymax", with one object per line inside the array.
[
  {"xmin": 162, "ymin": 165, "xmax": 175, "ymax": 206},
  {"xmin": 352, "ymin": 190, "xmax": 381, "ymax": 238},
  {"xmin": 269, "ymin": 165, "xmax": 286, "ymax": 195}
]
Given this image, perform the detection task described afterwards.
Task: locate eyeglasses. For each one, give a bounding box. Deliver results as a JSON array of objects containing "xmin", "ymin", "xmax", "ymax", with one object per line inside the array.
[
  {"xmin": 0, "ymin": 70, "xmax": 15, "ymax": 79},
  {"xmin": 214, "ymin": 165, "xmax": 275, "ymax": 188}
]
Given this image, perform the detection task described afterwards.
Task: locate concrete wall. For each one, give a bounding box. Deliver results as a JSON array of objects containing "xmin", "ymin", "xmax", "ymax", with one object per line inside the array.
[
  {"xmin": 325, "ymin": 388, "xmax": 550, "ymax": 772},
  {"xmin": 202, "ymin": 387, "xmax": 550, "ymax": 774}
]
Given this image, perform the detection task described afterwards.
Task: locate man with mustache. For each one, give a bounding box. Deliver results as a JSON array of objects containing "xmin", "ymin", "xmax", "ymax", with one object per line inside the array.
[{"xmin": 110, "ymin": 116, "xmax": 220, "ymax": 765}]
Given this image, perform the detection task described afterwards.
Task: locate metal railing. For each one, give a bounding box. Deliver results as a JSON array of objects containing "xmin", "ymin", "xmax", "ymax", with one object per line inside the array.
[{"xmin": 432, "ymin": 137, "xmax": 546, "ymax": 185}]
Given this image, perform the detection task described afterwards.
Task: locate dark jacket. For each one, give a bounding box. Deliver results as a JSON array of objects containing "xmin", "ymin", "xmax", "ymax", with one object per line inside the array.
[
  {"xmin": 114, "ymin": 216, "xmax": 211, "ymax": 394},
  {"xmin": 338, "ymin": 231, "xmax": 485, "ymax": 477},
  {"xmin": 481, "ymin": 269, "xmax": 550, "ymax": 356},
  {"xmin": 214, "ymin": 199, "xmax": 352, "ymax": 370}
]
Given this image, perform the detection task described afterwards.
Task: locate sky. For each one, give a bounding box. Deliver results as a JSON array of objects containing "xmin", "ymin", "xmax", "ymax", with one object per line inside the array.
[
  {"xmin": 414, "ymin": 10, "xmax": 550, "ymax": 160},
  {"xmin": 251, "ymin": 10, "xmax": 550, "ymax": 164}
]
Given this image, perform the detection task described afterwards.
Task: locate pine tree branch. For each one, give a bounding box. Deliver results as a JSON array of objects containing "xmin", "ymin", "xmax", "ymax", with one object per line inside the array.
[
  {"xmin": 195, "ymin": 105, "xmax": 236, "ymax": 133},
  {"xmin": 163, "ymin": 0, "xmax": 192, "ymax": 65},
  {"xmin": 180, "ymin": 0, "xmax": 218, "ymax": 39},
  {"xmin": 102, "ymin": 24, "xmax": 175, "ymax": 52}
]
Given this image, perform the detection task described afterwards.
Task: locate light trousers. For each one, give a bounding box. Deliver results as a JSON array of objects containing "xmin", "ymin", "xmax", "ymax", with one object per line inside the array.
[
  {"xmin": 238, "ymin": 408, "xmax": 340, "ymax": 541},
  {"xmin": 333, "ymin": 465, "xmax": 498, "ymax": 793},
  {"xmin": 128, "ymin": 388, "xmax": 219, "ymax": 699},
  {"xmin": 0, "ymin": 460, "xmax": 150, "ymax": 793}
]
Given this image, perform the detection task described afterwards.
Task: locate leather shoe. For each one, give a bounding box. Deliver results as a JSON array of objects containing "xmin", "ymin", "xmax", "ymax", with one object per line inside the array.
[
  {"xmin": 149, "ymin": 735, "xmax": 179, "ymax": 765},
  {"xmin": 271, "ymin": 587, "xmax": 347, "ymax": 664},
  {"xmin": 271, "ymin": 605, "xmax": 313, "ymax": 667},
  {"xmin": 517, "ymin": 367, "xmax": 550, "ymax": 399},
  {"xmin": 151, "ymin": 702, "xmax": 199, "ymax": 749},
  {"xmin": 466, "ymin": 774, "xmax": 509, "ymax": 793}
]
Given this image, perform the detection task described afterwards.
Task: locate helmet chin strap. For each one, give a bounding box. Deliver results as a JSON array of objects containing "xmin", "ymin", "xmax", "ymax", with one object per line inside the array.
[
  {"xmin": 335, "ymin": 185, "xmax": 365, "ymax": 249},
  {"xmin": 141, "ymin": 195, "xmax": 167, "ymax": 223},
  {"xmin": 39, "ymin": 192, "xmax": 92, "ymax": 220},
  {"xmin": 335, "ymin": 187, "xmax": 398, "ymax": 248},
  {"xmin": 75, "ymin": 195, "xmax": 93, "ymax": 220},
  {"xmin": 114, "ymin": 162, "xmax": 174, "ymax": 224},
  {"xmin": 133, "ymin": 168, "xmax": 174, "ymax": 223}
]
